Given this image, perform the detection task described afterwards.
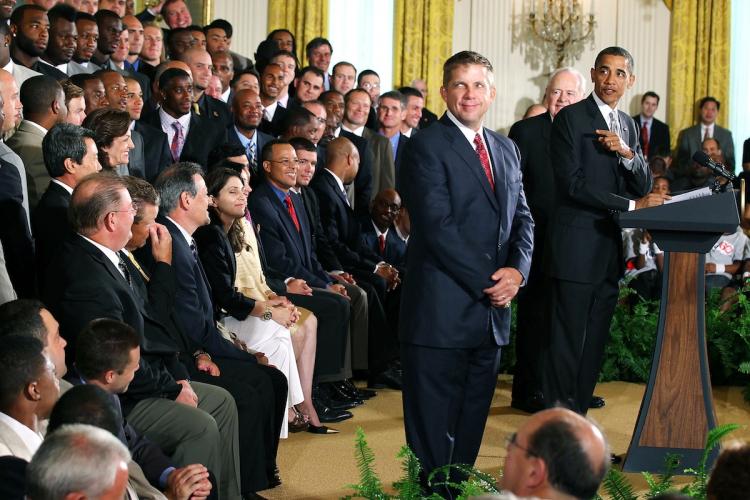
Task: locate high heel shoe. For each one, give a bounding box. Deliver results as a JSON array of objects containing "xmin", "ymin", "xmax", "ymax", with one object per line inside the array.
[
  {"xmin": 288, "ymin": 407, "xmax": 309, "ymax": 433},
  {"xmin": 307, "ymin": 423, "xmax": 339, "ymax": 434}
]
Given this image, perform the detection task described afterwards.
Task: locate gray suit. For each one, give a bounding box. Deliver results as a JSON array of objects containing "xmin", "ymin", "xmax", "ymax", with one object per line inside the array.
[
  {"xmin": 127, "ymin": 127, "xmax": 147, "ymax": 179},
  {"xmin": 0, "ymin": 241, "xmax": 17, "ymax": 305},
  {"xmin": 362, "ymin": 127, "xmax": 395, "ymax": 200},
  {"xmin": 676, "ymin": 123, "xmax": 735, "ymax": 175},
  {"xmin": 10, "ymin": 62, "xmax": 41, "ymax": 89},
  {"xmin": 6, "ymin": 120, "xmax": 47, "ymax": 210},
  {"xmin": 67, "ymin": 60, "xmax": 97, "ymax": 76}
]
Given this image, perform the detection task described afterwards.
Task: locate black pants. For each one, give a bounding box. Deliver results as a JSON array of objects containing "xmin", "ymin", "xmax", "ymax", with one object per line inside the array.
[
  {"xmin": 191, "ymin": 358, "xmax": 287, "ymax": 493},
  {"xmin": 351, "ymin": 271, "xmax": 399, "ymax": 375},
  {"xmin": 401, "ymin": 337, "xmax": 501, "ymax": 497}
]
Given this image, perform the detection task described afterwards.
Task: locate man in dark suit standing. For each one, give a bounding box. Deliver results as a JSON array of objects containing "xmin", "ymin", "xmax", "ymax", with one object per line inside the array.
[
  {"xmin": 399, "ymin": 51, "xmax": 534, "ymax": 494},
  {"xmin": 675, "ymin": 96, "xmax": 735, "ymax": 177},
  {"xmin": 507, "ymin": 67, "xmax": 585, "ymax": 413},
  {"xmin": 632, "ymin": 91, "xmax": 671, "ymax": 160},
  {"xmin": 140, "ymin": 68, "xmax": 225, "ymax": 170},
  {"xmin": 543, "ymin": 47, "xmax": 665, "ymax": 416}
]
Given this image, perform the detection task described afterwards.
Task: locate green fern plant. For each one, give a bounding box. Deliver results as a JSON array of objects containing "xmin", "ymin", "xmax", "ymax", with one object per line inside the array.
[
  {"xmin": 343, "ymin": 427, "xmax": 389, "ymax": 500},
  {"xmin": 680, "ymin": 423, "xmax": 742, "ymax": 498}
]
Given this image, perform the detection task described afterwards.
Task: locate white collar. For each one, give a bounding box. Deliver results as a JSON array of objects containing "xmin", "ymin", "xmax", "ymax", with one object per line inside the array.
[
  {"xmin": 51, "ymin": 178, "xmax": 74, "ymax": 194},
  {"xmin": 592, "ymin": 91, "xmax": 620, "ymax": 127},
  {"xmin": 220, "ymin": 87, "xmax": 231, "ymax": 103},
  {"xmin": 158, "ymin": 107, "xmax": 191, "ymax": 130},
  {"xmin": 639, "ymin": 115, "xmax": 653, "ymax": 126},
  {"xmin": 278, "ymin": 93, "xmax": 289, "ymax": 108},
  {"xmin": 446, "ymin": 110, "xmax": 485, "ymax": 147},
  {"xmin": 2, "ymin": 59, "xmax": 13, "ymax": 73},
  {"xmin": 402, "ymin": 127, "xmax": 413, "ymax": 138},
  {"xmin": 341, "ymin": 123, "xmax": 364, "ymax": 136},
  {"xmin": 264, "ymin": 100, "xmax": 279, "ymax": 120},
  {"xmin": 24, "ymin": 120, "xmax": 48, "ymax": 135},
  {"xmin": 324, "ymin": 168, "xmax": 345, "ymax": 193},
  {"xmin": 128, "ymin": 120, "xmax": 135, "ymax": 131},
  {"xmin": 0, "ymin": 412, "xmax": 43, "ymax": 454},
  {"xmin": 79, "ymin": 234, "xmax": 121, "ymax": 271},
  {"xmin": 166, "ymin": 216, "xmax": 194, "ymax": 247},
  {"xmin": 371, "ymin": 220, "xmax": 388, "ymax": 238}
]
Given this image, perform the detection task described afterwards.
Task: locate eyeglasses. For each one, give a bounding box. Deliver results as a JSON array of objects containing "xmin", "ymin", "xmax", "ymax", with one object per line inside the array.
[
  {"xmin": 505, "ymin": 433, "xmax": 537, "ymax": 457},
  {"xmin": 269, "ymin": 159, "xmax": 304, "ymax": 167},
  {"xmin": 111, "ymin": 202, "xmax": 139, "ymax": 216}
]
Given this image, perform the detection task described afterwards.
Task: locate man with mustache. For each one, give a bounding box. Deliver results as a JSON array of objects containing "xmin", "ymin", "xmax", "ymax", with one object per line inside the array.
[{"xmin": 9, "ymin": 5, "xmax": 67, "ymax": 81}]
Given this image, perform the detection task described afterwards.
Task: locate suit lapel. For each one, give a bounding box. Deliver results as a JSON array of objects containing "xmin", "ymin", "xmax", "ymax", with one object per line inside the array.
[
  {"xmin": 485, "ymin": 131, "xmax": 507, "ymax": 210},
  {"xmin": 263, "ymin": 184, "xmax": 307, "ymax": 262},
  {"xmin": 441, "ymin": 116, "xmax": 499, "ymax": 210}
]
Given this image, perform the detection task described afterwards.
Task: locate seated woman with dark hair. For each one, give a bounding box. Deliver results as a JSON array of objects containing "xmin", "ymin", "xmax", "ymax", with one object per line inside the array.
[
  {"xmin": 81, "ymin": 108, "xmax": 134, "ymax": 175},
  {"xmin": 195, "ymin": 167, "xmax": 335, "ymax": 435}
]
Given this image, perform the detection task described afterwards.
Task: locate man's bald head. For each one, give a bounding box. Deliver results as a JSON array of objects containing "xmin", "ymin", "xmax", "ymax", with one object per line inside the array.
[
  {"xmin": 326, "ymin": 137, "xmax": 359, "ymax": 184},
  {"xmin": 501, "ymin": 408, "xmax": 609, "ymax": 499}
]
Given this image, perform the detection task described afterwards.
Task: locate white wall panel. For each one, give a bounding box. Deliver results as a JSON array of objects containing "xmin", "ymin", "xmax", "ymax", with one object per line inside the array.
[{"xmin": 213, "ymin": 0, "xmax": 269, "ymax": 63}]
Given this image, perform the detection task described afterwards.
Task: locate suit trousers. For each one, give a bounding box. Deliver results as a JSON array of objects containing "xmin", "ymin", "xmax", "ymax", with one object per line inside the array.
[
  {"xmin": 126, "ymin": 381, "xmax": 240, "ymax": 500},
  {"xmin": 191, "ymin": 358, "xmax": 287, "ymax": 494},
  {"xmin": 543, "ymin": 271, "xmax": 619, "ymax": 415},
  {"xmin": 401, "ymin": 337, "xmax": 501, "ymax": 497},
  {"xmin": 511, "ymin": 223, "xmax": 548, "ymax": 403},
  {"xmin": 287, "ymin": 288, "xmax": 351, "ymax": 381},
  {"xmin": 350, "ymin": 272, "xmax": 399, "ymax": 376}
]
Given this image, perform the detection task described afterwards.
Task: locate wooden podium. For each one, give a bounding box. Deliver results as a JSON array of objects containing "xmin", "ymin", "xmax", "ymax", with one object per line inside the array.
[{"xmin": 618, "ymin": 190, "xmax": 739, "ymax": 472}]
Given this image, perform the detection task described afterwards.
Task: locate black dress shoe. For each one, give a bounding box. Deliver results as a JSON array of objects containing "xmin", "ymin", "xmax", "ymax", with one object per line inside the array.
[
  {"xmin": 356, "ymin": 387, "xmax": 377, "ymax": 399},
  {"xmin": 313, "ymin": 398, "xmax": 353, "ymax": 423},
  {"xmin": 589, "ymin": 395, "xmax": 606, "ymax": 409},
  {"xmin": 307, "ymin": 424, "xmax": 339, "ymax": 434},
  {"xmin": 510, "ymin": 394, "xmax": 545, "ymax": 414},
  {"xmin": 368, "ymin": 367, "xmax": 402, "ymax": 390},
  {"xmin": 313, "ymin": 383, "xmax": 358, "ymax": 411},
  {"xmin": 329, "ymin": 381, "xmax": 364, "ymax": 406},
  {"xmin": 611, "ymin": 453, "xmax": 622, "ymax": 464},
  {"xmin": 266, "ymin": 467, "xmax": 282, "ymax": 488}
]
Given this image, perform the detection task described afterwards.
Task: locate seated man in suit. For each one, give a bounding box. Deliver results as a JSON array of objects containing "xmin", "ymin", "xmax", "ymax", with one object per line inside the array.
[
  {"xmin": 143, "ymin": 162, "xmax": 288, "ymax": 494},
  {"xmin": 9, "ymin": 5, "xmax": 68, "ymax": 80},
  {"xmin": 71, "ymin": 320, "xmax": 215, "ymax": 499},
  {"xmin": 140, "ymin": 68, "xmax": 225, "ymax": 169},
  {"xmin": 360, "ymin": 188, "xmax": 407, "ymax": 271},
  {"xmin": 227, "ymin": 88, "xmax": 274, "ymax": 184},
  {"xmin": 632, "ymin": 91, "xmax": 671, "ymax": 160},
  {"xmin": 676, "ymin": 96, "xmax": 735, "ymax": 177},
  {"xmin": 34, "ymin": 123, "xmax": 101, "ymax": 281},
  {"xmin": 0, "ymin": 336, "xmax": 60, "ymax": 461},
  {"xmin": 258, "ymin": 63, "xmax": 288, "ymax": 137},
  {"xmin": 7, "ymin": 75, "xmax": 67, "ymax": 208}
]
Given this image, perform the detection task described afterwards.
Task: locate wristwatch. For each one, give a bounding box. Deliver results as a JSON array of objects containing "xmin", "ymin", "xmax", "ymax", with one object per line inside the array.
[{"xmin": 262, "ymin": 306, "xmax": 273, "ymax": 321}]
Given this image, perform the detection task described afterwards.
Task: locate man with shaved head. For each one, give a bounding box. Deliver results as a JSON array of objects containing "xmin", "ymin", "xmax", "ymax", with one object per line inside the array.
[
  {"xmin": 360, "ymin": 188, "xmax": 407, "ymax": 271},
  {"xmin": 227, "ymin": 88, "xmax": 274, "ymax": 184},
  {"xmin": 212, "ymin": 51, "xmax": 234, "ymax": 103},
  {"xmin": 500, "ymin": 408, "xmax": 609, "ymax": 499},
  {"xmin": 179, "ymin": 47, "xmax": 231, "ymax": 126},
  {"xmin": 507, "ymin": 67, "xmax": 587, "ymax": 414}
]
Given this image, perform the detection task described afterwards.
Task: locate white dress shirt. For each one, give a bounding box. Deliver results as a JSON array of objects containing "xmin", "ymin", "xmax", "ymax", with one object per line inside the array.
[
  {"xmin": 159, "ymin": 108, "xmax": 191, "ymax": 147},
  {"xmin": 445, "ymin": 110, "xmax": 494, "ymax": 180},
  {"xmin": 0, "ymin": 412, "xmax": 43, "ymax": 455}
]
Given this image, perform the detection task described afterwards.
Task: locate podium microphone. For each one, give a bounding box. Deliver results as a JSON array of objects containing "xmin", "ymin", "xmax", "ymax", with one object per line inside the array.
[{"xmin": 692, "ymin": 151, "xmax": 736, "ymax": 182}]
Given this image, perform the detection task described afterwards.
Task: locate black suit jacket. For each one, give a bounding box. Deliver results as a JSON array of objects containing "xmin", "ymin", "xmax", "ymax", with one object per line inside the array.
[
  {"xmin": 197, "ymin": 94, "xmax": 232, "ymax": 128},
  {"xmin": 545, "ymin": 95, "xmax": 652, "ymax": 283},
  {"xmin": 299, "ymin": 186, "xmax": 343, "ymax": 272},
  {"xmin": 45, "ymin": 235, "xmax": 181, "ymax": 405},
  {"xmin": 419, "ymin": 107, "xmax": 438, "ymax": 129},
  {"xmin": 144, "ymin": 217, "xmax": 255, "ymax": 362},
  {"xmin": 248, "ymin": 181, "xmax": 332, "ymax": 288},
  {"xmin": 508, "ymin": 112, "xmax": 555, "ymax": 228},
  {"xmin": 311, "ymin": 170, "xmax": 381, "ymax": 273},
  {"xmin": 393, "ymin": 132, "xmax": 409, "ymax": 179},
  {"xmin": 632, "ymin": 115, "xmax": 671, "ymax": 158},
  {"xmin": 258, "ymin": 104, "xmax": 287, "ymax": 137},
  {"xmin": 32, "ymin": 180, "xmax": 72, "ymax": 280},
  {"xmin": 194, "ymin": 222, "xmax": 257, "ymax": 321},
  {"xmin": 358, "ymin": 218, "xmax": 407, "ymax": 270},
  {"xmin": 140, "ymin": 110, "xmax": 225, "ymax": 171},
  {"xmin": 27, "ymin": 60, "xmax": 67, "ymax": 80},
  {"xmin": 134, "ymin": 121, "xmax": 173, "ymax": 183},
  {"xmin": 225, "ymin": 125, "xmax": 274, "ymax": 183},
  {"xmin": 398, "ymin": 113, "xmax": 534, "ymax": 348},
  {"xmin": 0, "ymin": 157, "xmax": 34, "ymax": 298}
]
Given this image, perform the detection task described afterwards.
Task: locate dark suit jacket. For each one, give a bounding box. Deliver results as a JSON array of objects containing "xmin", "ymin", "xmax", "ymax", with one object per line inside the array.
[
  {"xmin": 258, "ymin": 104, "xmax": 287, "ymax": 137},
  {"xmin": 0, "ymin": 156, "xmax": 35, "ymax": 298},
  {"xmin": 632, "ymin": 115, "xmax": 671, "ymax": 158},
  {"xmin": 508, "ymin": 112, "xmax": 555, "ymax": 228},
  {"xmin": 44, "ymin": 235, "xmax": 181, "ymax": 405},
  {"xmin": 361, "ymin": 127, "xmax": 394, "ymax": 204},
  {"xmin": 545, "ymin": 94, "xmax": 652, "ymax": 283},
  {"xmin": 32, "ymin": 180, "xmax": 72, "ymax": 280},
  {"xmin": 299, "ymin": 186, "xmax": 343, "ymax": 272},
  {"xmin": 140, "ymin": 110, "xmax": 225, "ymax": 171},
  {"xmin": 311, "ymin": 169, "xmax": 382, "ymax": 274},
  {"xmin": 128, "ymin": 128, "xmax": 147, "ymax": 179},
  {"xmin": 341, "ymin": 129, "xmax": 373, "ymax": 214},
  {"xmin": 27, "ymin": 60, "xmax": 68, "ymax": 80},
  {"xmin": 419, "ymin": 107, "xmax": 438, "ymax": 129},
  {"xmin": 134, "ymin": 121, "xmax": 173, "ymax": 183},
  {"xmin": 358, "ymin": 219, "xmax": 407, "ymax": 270},
  {"xmin": 248, "ymin": 181, "xmax": 332, "ymax": 288},
  {"xmin": 147, "ymin": 216, "xmax": 255, "ymax": 362},
  {"xmin": 194, "ymin": 222, "xmax": 257, "ymax": 321},
  {"xmin": 393, "ymin": 132, "xmax": 409, "ymax": 179},
  {"xmin": 225, "ymin": 125, "xmax": 274, "ymax": 183},
  {"xmin": 197, "ymin": 93, "xmax": 231, "ymax": 128},
  {"xmin": 676, "ymin": 122, "xmax": 735, "ymax": 174},
  {"xmin": 398, "ymin": 113, "xmax": 534, "ymax": 348}
]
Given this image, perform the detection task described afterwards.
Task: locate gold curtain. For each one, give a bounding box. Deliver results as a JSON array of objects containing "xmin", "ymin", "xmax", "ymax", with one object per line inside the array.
[
  {"xmin": 667, "ymin": 0, "xmax": 731, "ymax": 149},
  {"xmin": 267, "ymin": 0, "xmax": 328, "ymax": 67},
  {"xmin": 393, "ymin": 0, "xmax": 454, "ymax": 116}
]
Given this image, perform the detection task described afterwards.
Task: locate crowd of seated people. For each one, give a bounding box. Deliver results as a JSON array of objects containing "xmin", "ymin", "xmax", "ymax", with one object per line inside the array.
[{"xmin": 0, "ymin": 0, "xmax": 427, "ymax": 497}]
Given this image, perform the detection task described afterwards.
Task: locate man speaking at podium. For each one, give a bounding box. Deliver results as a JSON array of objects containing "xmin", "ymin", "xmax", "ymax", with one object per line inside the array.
[{"xmin": 543, "ymin": 47, "xmax": 669, "ymax": 416}]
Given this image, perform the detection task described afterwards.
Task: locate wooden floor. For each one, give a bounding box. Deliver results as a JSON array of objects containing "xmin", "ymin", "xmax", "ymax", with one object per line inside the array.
[{"xmin": 261, "ymin": 377, "xmax": 750, "ymax": 499}]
